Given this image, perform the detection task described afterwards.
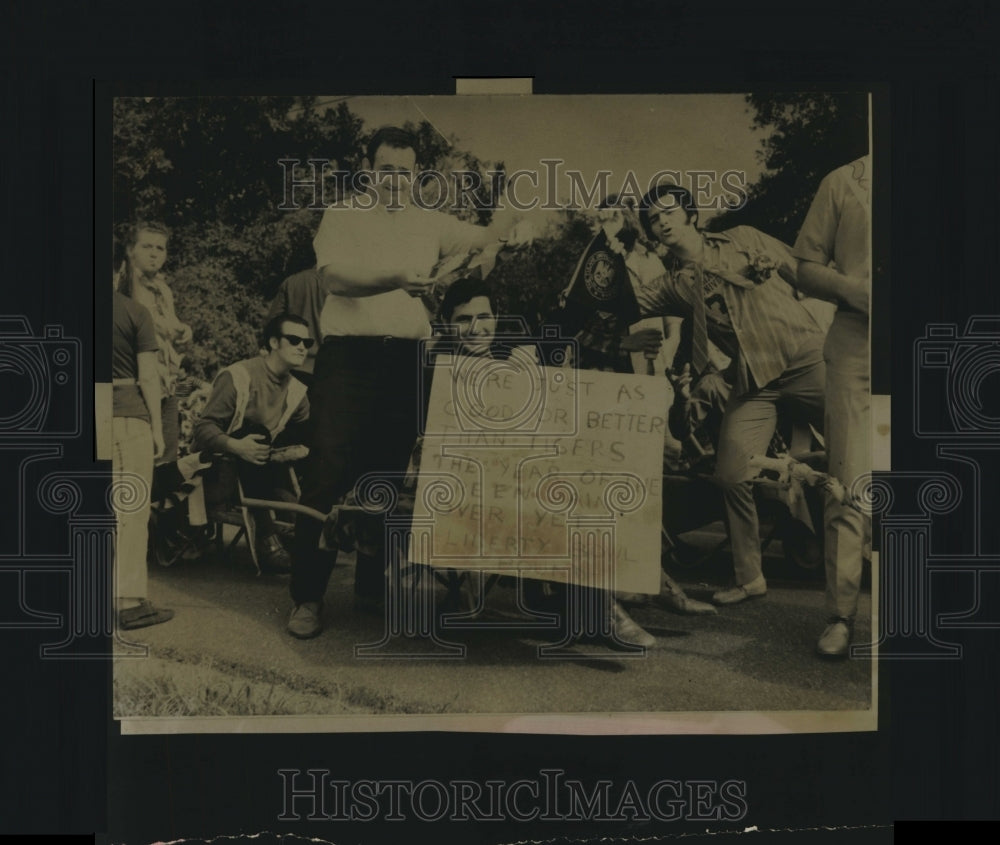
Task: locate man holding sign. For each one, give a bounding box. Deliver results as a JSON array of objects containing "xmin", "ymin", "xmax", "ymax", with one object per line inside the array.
[{"xmin": 418, "ymin": 276, "xmax": 660, "ymax": 648}]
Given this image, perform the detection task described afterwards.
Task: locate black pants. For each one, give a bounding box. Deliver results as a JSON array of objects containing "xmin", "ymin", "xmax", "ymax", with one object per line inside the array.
[
  {"xmin": 290, "ymin": 337, "xmax": 423, "ymax": 605},
  {"xmin": 204, "ymin": 421, "xmax": 295, "ymax": 539}
]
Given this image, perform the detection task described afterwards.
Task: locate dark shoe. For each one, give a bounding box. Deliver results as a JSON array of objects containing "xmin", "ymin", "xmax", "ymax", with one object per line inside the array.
[
  {"xmin": 287, "ymin": 601, "xmax": 323, "ymax": 639},
  {"xmin": 816, "ymin": 617, "xmax": 853, "ymax": 658},
  {"xmin": 712, "ymin": 575, "xmax": 767, "ymax": 606},
  {"xmin": 258, "ymin": 535, "xmax": 292, "ymax": 574},
  {"xmin": 610, "ymin": 601, "xmax": 656, "ymax": 648},
  {"xmin": 118, "ymin": 599, "xmax": 174, "ymax": 631}
]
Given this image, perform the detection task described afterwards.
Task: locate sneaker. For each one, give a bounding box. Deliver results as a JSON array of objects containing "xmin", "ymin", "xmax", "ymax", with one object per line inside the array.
[
  {"xmin": 287, "ymin": 601, "xmax": 323, "ymax": 639},
  {"xmin": 816, "ymin": 617, "xmax": 853, "ymax": 658},
  {"xmin": 118, "ymin": 599, "xmax": 175, "ymax": 631},
  {"xmin": 610, "ymin": 601, "xmax": 656, "ymax": 648},
  {"xmin": 712, "ymin": 574, "xmax": 767, "ymax": 606},
  {"xmin": 257, "ymin": 535, "xmax": 292, "ymax": 574}
]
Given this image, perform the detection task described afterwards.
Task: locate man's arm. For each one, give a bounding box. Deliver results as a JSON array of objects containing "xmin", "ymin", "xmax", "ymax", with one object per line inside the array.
[
  {"xmin": 310, "ymin": 206, "xmax": 414, "ymax": 297},
  {"xmin": 439, "ymin": 210, "xmax": 534, "ymax": 257},
  {"xmin": 317, "ymin": 261, "xmax": 430, "ymax": 298},
  {"xmin": 796, "ymin": 260, "xmax": 869, "ymax": 315},
  {"xmin": 192, "ymin": 372, "xmax": 237, "ymax": 454},
  {"xmin": 792, "ymin": 169, "xmax": 869, "ymax": 314},
  {"xmin": 281, "ymin": 394, "xmax": 311, "ymax": 446},
  {"xmin": 633, "ymin": 270, "xmax": 684, "ymax": 320},
  {"xmin": 136, "ymin": 350, "xmax": 164, "ymax": 459},
  {"xmin": 192, "ymin": 372, "xmax": 269, "ymax": 464}
]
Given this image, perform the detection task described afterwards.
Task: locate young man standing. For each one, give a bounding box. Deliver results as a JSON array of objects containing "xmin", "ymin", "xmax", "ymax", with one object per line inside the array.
[
  {"xmin": 634, "ymin": 184, "xmax": 829, "ymax": 607},
  {"xmin": 287, "ymin": 126, "xmax": 532, "ymax": 639},
  {"xmin": 112, "ymin": 290, "xmax": 174, "ymax": 630},
  {"xmin": 116, "ymin": 221, "xmax": 192, "ymax": 465},
  {"xmin": 794, "ymin": 155, "xmax": 871, "ymax": 657},
  {"xmin": 193, "ymin": 313, "xmax": 312, "ymax": 573}
]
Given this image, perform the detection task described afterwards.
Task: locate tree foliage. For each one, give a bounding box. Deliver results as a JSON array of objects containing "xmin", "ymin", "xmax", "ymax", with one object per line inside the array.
[
  {"xmin": 710, "ymin": 92, "xmax": 869, "ymax": 244},
  {"xmin": 488, "ymin": 211, "xmax": 596, "ymax": 331},
  {"xmin": 113, "ymin": 97, "xmax": 508, "ymax": 379},
  {"xmin": 112, "ymin": 93, "xmax": 867, "ymax": 381}
]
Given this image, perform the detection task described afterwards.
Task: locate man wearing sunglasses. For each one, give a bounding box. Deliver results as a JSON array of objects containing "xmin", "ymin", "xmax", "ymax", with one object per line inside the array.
[{"xmin": 193, "ymin": 312, "xmax": 313, "ymax": 572}]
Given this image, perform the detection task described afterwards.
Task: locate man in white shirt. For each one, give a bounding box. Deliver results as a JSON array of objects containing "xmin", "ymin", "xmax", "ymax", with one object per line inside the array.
[
  {"xmin": 793, "ymin": 155, "xmax": 871, "ymax": 657},
  {"xmin": 287, "ymin": 126, "xmax": 532, "ymax": 639}
]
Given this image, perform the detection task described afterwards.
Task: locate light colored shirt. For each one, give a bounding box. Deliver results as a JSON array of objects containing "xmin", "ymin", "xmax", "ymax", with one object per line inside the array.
[
  {"xmin": 313, "ymin": 203, "xmax": 489, "ymax": 339},
  {"xmin": 793, "ymin": 155, "xmax": 871, "ymax": 282},
  {"xmin": 793, "ymin": 155, "xmax": 871, "ymax": 364},
  {"xmin": 127, "ymin": 271, "xmax": 191, "ymax": 396}
]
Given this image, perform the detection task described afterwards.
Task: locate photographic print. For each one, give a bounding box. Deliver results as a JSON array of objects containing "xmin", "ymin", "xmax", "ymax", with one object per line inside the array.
[{"xmin": 107, "ymin": 90, "xmax": 876, "ymax": 733}]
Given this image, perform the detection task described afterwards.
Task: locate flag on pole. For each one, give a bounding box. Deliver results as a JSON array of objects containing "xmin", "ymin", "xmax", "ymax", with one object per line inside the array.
[
  {"xmin": 539, "ymin": 228, "xmax": 643, "ymax": 369},
  {"xmin": 559, "ymin": 228, "xmax": 640, "ymax": 324}
]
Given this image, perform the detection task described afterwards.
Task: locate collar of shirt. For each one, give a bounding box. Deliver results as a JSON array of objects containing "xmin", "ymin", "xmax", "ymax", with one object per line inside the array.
[
  {"xmin": 695, "ymin": 232, "xmax": 756, "ymax": 289},
  {"xmin": 134, "ymin": 271, "xmax": 165, "ymax": 292}
]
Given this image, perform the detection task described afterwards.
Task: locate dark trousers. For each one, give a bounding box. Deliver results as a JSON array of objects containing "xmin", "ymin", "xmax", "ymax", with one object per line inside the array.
[
  {"xmin": 156, "ymin": 395, "xmax": 180, "ymax": 466},
  {"xmin": 290, "ymin": 337, "xmax": 423, "ymax": 605},
  {"xmin": 203, "ymin": 422, "xmax": 294, "ymax": 539}
]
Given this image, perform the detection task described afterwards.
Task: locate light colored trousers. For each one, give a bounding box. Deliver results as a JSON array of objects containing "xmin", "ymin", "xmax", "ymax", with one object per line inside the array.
[
  {"xmin": 822, "ymin": 312, "xmax": 870, "ymax": 618},
  {"xmin": 112, "ymin": 416, "xmax": 153, "ymax": 601},
  {"xmin": 714, "ymin": 343, "xmax": 827, "ymax": 588}
]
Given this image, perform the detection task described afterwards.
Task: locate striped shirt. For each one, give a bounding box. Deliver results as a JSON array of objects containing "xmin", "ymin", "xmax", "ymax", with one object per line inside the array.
[{"xmin": 634, "ymin": 226, "xmax": 827, "ymax": 391}]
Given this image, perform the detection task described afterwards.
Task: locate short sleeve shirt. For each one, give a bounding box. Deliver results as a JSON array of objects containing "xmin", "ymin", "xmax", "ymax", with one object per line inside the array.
[
  {"xmin": 313, "ymin": 203, "xmax": 489, "ymax": 339},
  {"xmin": 793, "ymin": 155, "xmax": 870, "ymax": 281},
  {"xmin": 112, "ymin": 291, "xmax": 158, "ymax": 420}
]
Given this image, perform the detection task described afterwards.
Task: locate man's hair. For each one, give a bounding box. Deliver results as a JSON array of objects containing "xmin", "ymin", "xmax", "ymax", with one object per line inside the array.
[
  {"xmin": 128, "ymin": 220, "xmax": 172, "ymax": 247},
  {"xmin": 439, "ymin": 277, "xmax": 494, "ymax": 323},
  {"xmin": 261, "ymin": 312, "xmax": 310, "ymax": 349},
  {"xmin": 638, "ymin": 183, "xmax": 699, "ymax": 240},
  {"xmin": 366, "ymin": 125, "xmax": 418, "ymax": 165},
  {"xmin": 116, "ymin": 220, "xmax": 172, "ymax": 296},
  {"xmin": 598, "ymin": 192, "xmax": 635, "ymax": 211}
]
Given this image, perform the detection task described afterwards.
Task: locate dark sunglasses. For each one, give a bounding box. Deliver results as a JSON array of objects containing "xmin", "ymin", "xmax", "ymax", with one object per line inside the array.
[{"xmin": 281, "ymin": 333, "xmax": 315, "ymax": 349}]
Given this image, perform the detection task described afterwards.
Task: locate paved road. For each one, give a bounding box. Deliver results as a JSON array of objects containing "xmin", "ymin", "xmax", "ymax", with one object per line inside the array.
[{"xmin": 114, "ymin": 525, "xmax": 873, "ymax": 723}]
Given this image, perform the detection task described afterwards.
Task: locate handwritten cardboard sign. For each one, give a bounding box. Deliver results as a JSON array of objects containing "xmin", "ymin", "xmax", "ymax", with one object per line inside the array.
[{"xmin": 411, "ymin": 352, "xmax": 666, "ymax": 594}]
